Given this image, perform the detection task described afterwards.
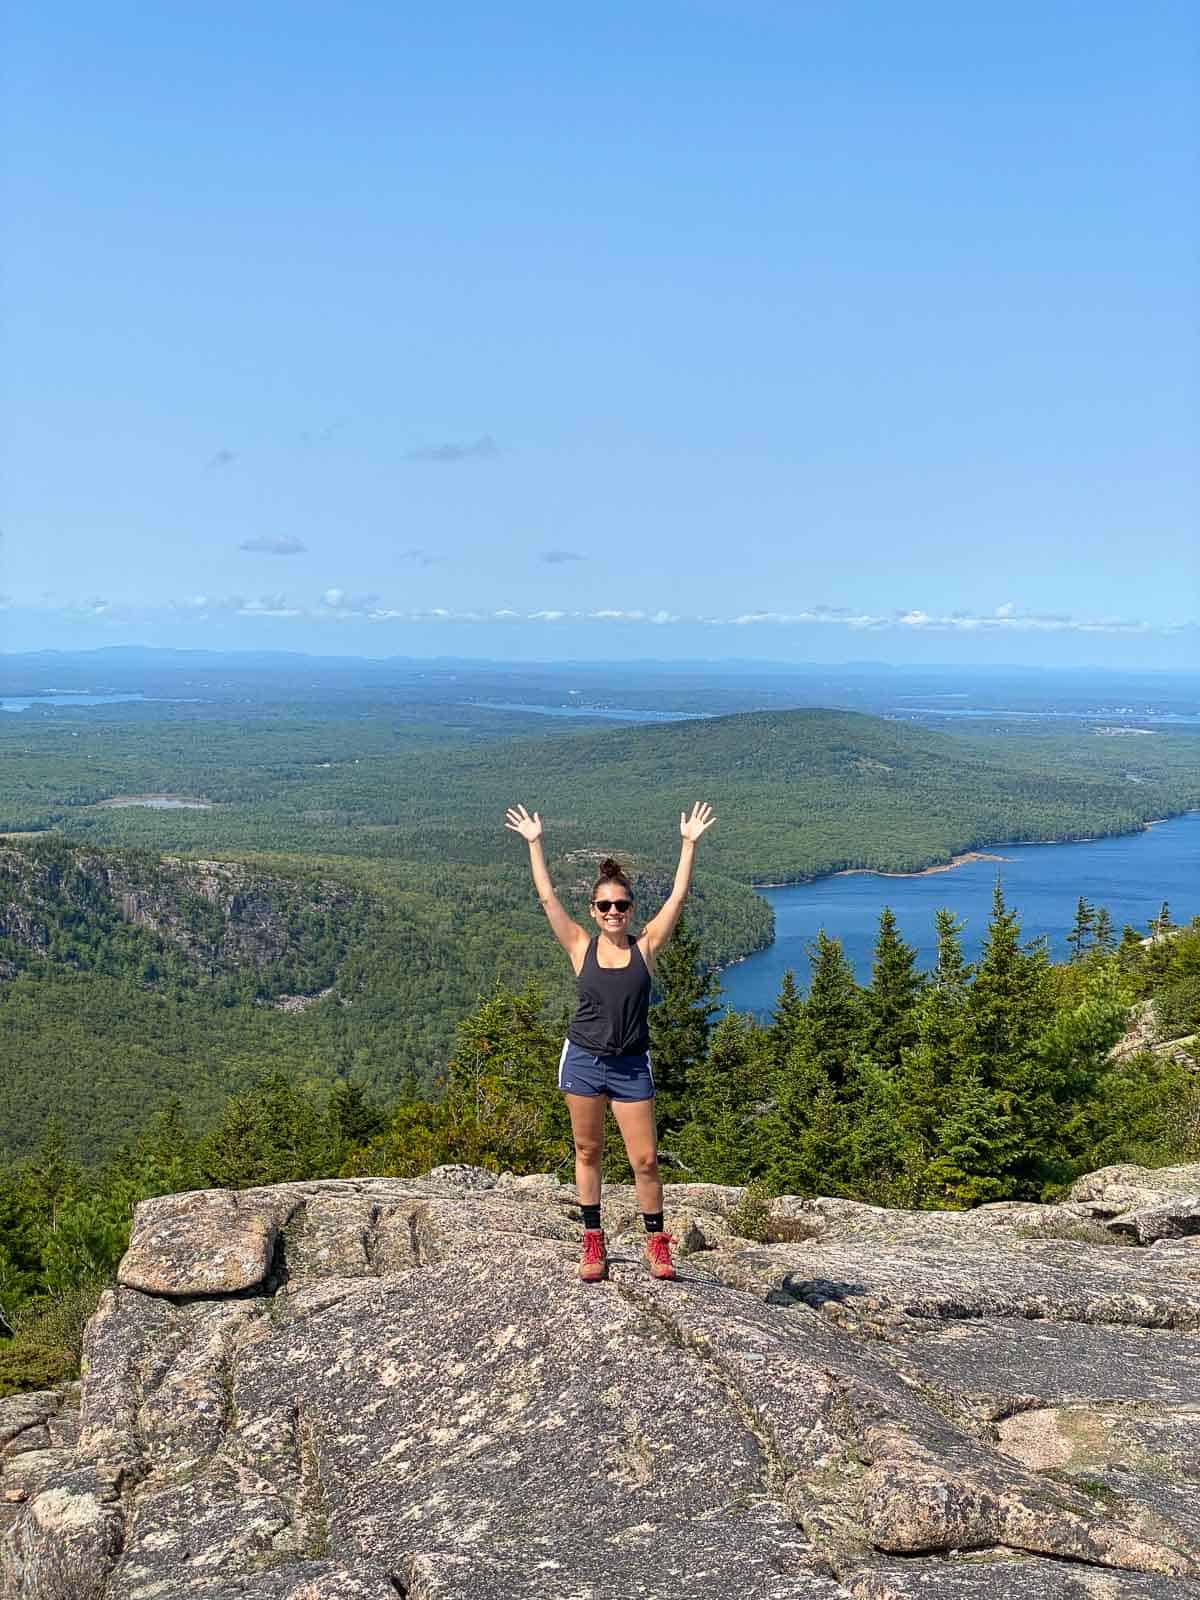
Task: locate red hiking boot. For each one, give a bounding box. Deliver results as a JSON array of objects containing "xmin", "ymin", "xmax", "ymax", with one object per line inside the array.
[
  {"xmin": 644, "ymin": 1231, "xmax": 677, "ymax": 1280},
  {"xmin": 578, "ymin": 1229, "xmax": 608, "ymax": 1283}
]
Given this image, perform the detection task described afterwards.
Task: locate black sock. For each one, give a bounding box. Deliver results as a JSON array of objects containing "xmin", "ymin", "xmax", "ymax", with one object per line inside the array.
[
  {"xmin": 581, "ymin": 1203, "xmax": 602, "ymax": 1231},
  {"xmin": 642, "ymin": 1212, "xmax": 664, "ymax": 1233}
]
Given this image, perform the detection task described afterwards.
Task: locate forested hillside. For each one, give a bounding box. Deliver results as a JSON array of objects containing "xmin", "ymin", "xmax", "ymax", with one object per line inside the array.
[
  {"xmin": 0, "ymin": 838, "xmax": 769, "ymax": 1162},
  {"xmin": 2, "ymin": 706, "xmax": 1196, "ymax": 1161},
  {"xmin": 3, "ymin": 709, "xmax": 1197, "ymax": 880}
]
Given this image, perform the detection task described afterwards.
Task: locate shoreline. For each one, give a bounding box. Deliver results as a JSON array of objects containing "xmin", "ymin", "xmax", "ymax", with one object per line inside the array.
[
  {"xmin": 747, "ymin": 811, "xmax": 1197, "ymax": 893},
  {"xmin": 722, "ymin": 810, "xmax": 1197, "ymax": 977},
  {"xmin": 832, "ymin": 849, "xmax": 1011, "ymax": 881},
  {"xmin": 751, "ymin": 848, "xmax": 1011, "ymax": 890}
]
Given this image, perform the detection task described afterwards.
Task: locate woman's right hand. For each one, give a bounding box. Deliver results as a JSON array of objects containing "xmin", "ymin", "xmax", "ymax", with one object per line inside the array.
[{"xmin": 505, "ymin": 804, "xmax": 543, "ymax": 843}]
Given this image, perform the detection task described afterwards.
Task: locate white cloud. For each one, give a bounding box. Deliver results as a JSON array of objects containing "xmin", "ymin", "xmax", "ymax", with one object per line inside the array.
[
  {"xmin": 8, "ymin": 592, "xmax": 1192, "ymax": 638},
  {"xmin": 318, "ymin": 589, "xmax": 382, "ymax": 616},
  {"xmin": 238, "ymin": 594, "xmax": 302, "ymax": 617}
]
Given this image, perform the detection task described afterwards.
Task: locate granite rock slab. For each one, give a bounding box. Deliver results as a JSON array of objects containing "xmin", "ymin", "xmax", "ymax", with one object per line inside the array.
[{"xmin": 4, "ymin": 1167, "xmax": 1200, "ymax": 1598}]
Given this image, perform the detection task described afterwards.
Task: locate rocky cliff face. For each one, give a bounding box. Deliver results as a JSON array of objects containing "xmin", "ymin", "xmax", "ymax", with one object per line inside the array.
[
  {"xmin": 4, "ymin": 1162, "xmax": 1200, "ymax": 1599},
  {"xmin": 0, "ymin": 840, "xmax": 370, "ymax": 985}
]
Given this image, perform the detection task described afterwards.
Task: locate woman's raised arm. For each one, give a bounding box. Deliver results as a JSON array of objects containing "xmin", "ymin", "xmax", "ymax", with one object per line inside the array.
[
  {"xmin": 641, "ymin": 801, "xmax": 717, "ymax": 960},
  {"xmin": 505, "ymin": 805, "xmax": 589, "ymax": 964}
]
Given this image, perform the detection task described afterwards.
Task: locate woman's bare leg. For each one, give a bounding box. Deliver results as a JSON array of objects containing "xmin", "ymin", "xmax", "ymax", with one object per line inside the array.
[
  {"xmin": 564, "ymin": 1093, "xmax": 607, "ymax": 1207},
  {"xmin": 609, "ymin": 1097, "xmax": 662, "ymax": 1216}
]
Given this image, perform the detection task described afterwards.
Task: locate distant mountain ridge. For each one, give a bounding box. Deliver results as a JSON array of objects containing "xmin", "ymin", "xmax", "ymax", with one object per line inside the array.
[{"xmin": 376, "ymin": 707, "xmax": 1199, "ymax": 881}]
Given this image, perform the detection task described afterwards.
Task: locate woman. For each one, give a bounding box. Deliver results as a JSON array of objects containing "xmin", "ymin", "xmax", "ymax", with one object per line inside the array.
[{"xmin": 504, "ymin": 801, "xmax": 717, "ymax": 1282}]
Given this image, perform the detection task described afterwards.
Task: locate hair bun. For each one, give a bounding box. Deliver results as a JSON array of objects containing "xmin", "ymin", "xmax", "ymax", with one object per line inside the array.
[{"xmin": 592, "ymin": 855, "xmax": 634, "ymax": 899}]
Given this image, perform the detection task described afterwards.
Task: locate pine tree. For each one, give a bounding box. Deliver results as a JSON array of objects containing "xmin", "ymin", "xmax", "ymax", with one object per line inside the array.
[
  {"xmin": 1084, "ymin": 1049, "xmax": 1200, "ymax": 1170},
  {"xmin": 647, "ymin": 912, "xmax": 720, "ymax": 1140},
  {"xmin": 843, "ymin": 1056, "xmax": 908, "ymax": 1205},
  {"xmin": 329, "ymin": 1078, "xmax": 388, "ymax": 1163},
  {"xmin": 1093, "ymin": 906, "xmax": 1115, "ymax": 954},
  {"xmin": 1034, "ymin": 954, "xmax": 1132, "ymax": 1187},
  {"xmin": 0, "ymin": 1167, "xmax": 43, "ymax": 1332},
  {"xmin": 962, "ymin": 880, "xmax": 1054, "ymax": 1194},
  {"xmin": 1067, "ymin": 896, "xmax": 1096, "ymax": 962},
  {"xmin": 924, "ymin": 1067, "xmax": 1018, "ymax": 1207},
  {"xmin": 675, "ymin": 1012, "xmax": 774, "ymax": 1184},
  {"xmin": 437, "ymin": 982, "xmax": 571, "ymax": 1173},
  {"xmin": 895, "ymin": 909, "xmax": 972, "ymax": 1179},
  {"xmin": 1118, "ymin": 923, "xmax": 1143, "ymax": 972},
  {"xmin": 770, "ymin": 969, "xmax": 805, "ymax": 1065},
  {"xmin": 199, "ymin": 1071, "xmax": 336, "ymax": 1189},
  {"xmin": 771, "ymin": 1037, "xmax": 852, "ymax": 1197},
  {"xmin": 798, "ymin": 930, "xmax": 864, "ymax": 1092},
  {"xmin": 770, "ymin": 932, "xmax": 864, "ymax": 1195},
  {"xmin": 40, "ymin": 1194, "xmax": 132, "ymax": 1295},
  {"xmin": 20, "ymin": 1117, "xmax": 84, "ymax": 1232},
  {"xmin": 1141, "ymin": 904, "xmax": 1180, "ymax": 988},
  {"xmin": 866, "ymin": 907, "xmax": 923, "ymax": 1070},
  {"xmin": 968, "ymin": 880, "xmax": 1053, "ymax": 1070},
  {"xmin": 129, "ymin": 1098, "xmax": 202, "ymax": 1196}
]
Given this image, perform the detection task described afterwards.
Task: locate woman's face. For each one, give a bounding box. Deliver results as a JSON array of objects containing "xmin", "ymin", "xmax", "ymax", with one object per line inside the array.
[{"xmin": 591, "ymin": 880, "xmax": 633, "ymax": 936}]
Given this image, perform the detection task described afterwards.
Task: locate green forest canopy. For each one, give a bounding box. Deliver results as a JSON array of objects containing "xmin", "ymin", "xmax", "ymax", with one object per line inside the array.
[
  {"xmin": 3, "ymin": 707, "xmax": 1197, "ymax": 881},
  {"xmin": 1, "ymin": 706, "xmax": 1197, "ymax": 1164}
]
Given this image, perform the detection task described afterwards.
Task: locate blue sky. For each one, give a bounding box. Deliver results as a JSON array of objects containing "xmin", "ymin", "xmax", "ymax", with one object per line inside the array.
[{"xmin": 2, "ymin": 2, "xmax": 1196, "ymax": 665}]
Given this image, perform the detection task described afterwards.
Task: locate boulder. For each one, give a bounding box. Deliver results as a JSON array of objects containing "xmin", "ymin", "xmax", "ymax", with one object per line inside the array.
[
  {"xmin": 1108, "ymin": 1197, "xmax": 1200, "ymax": 1246},
  {"xmin": 0, "ymin": 1393, "xmax": 60, "ymax": 1457},
  {"xmin": 1068, "ymin": 1162, "xmax": 1200, "ymax": 1211},
  {"xmin": 1064, "ymin": 1163, "xmax": 1200, "ymax": 1245},
  {"xmin": 423, "ymin": 1165, "xmax": 498, "ymax": 1192},
  {"xmin": 117, "ymin": 1185, "xmax": 305, "ymax": 1296}
]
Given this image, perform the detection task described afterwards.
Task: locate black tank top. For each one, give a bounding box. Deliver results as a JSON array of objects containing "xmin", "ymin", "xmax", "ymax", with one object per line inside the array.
[{"xmin": 568, "ymin": 935, "xmax": 652, "ymax": 1056}]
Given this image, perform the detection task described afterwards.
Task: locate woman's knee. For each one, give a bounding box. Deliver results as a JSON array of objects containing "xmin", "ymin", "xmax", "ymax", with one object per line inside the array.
[
  {"xmin": 629, "ymin": 1149, "xmax": 659, "ymax": 1182},
  {"xmin": 574, "ymin": 1137, "xmax": 604, "ymax": 1167}
]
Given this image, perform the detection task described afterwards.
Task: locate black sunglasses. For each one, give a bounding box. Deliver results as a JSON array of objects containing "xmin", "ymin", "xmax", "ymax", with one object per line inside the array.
[{"xmin": 593, "ymin": 899, "xmax": 632, "ymax": 913}]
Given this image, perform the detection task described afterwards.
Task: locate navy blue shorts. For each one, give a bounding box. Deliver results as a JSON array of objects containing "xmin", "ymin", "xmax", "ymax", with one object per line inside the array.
[{"xmin": 558, "ymin": 1039, "xmax": 655, "ymax": 1102}]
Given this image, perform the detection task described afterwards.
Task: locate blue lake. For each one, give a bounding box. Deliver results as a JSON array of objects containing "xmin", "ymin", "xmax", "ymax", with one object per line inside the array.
[
  {"xmin": 896, "ymin": 707, "xmax": 1200, "ymax": 726},
  {"xmin": 0, "ymin": 693, "xmax": 202, "ymax": 713},
  {"xmin": 719, "ymin": 812, "xmax": 1200, "ymax": 1015},
  {"xmin": 1, "ymin": 692, "xmax": 149, "ymax": 712}
]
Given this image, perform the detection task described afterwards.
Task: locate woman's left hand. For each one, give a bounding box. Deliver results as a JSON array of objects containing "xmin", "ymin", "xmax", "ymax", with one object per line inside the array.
[{"xmin": 680, "ymin": 801, "xmax": 716, "ymax": 842}]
